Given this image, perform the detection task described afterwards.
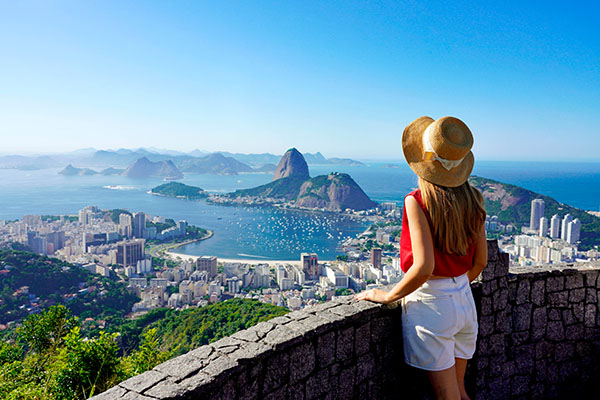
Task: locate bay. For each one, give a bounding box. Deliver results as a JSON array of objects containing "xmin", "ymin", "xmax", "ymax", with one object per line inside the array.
[{"xmin": 0, "ymin": 160, "xmax": 598, "ymax": 260}]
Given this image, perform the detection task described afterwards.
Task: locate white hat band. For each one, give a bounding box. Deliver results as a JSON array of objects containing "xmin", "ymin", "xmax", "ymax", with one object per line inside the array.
[{"xmin": 422, "ymin": 124, "xmax": 465, "ymax": 171}]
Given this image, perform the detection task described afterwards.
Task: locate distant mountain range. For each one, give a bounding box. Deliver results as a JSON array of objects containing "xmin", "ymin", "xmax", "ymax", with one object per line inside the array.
[{"xmin": 0, "ymin": 148, "xmax": 364, "ymax": 175}]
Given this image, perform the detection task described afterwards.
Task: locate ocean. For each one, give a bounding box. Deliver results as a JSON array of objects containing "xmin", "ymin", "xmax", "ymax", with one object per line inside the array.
[{"xmin": 0, "ymin": 160, "xmax": 598, "ymax": 260}]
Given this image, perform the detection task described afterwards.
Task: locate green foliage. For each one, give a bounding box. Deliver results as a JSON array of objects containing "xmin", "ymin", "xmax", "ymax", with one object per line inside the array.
[
  {"xmin": 335, "ymin": 288, "xmax": 353, "ymax": 296},
  {"xmin": 18, "ymin": 305, "xmax": 78, "ymax": 354},
  {"xmin": 0, "ymin": 250, "xmax": 138, "ymax": 326},
  {"xmin": 335, "ymin": 255, "xmax": 349, "ymax": 262},
  {"xmin": 0, "ymin": 341, "xmax": 21, "ymax": 365},
  {"xmin": 52, "ymin": 327, "xmax": 121, "ymax": 399},
  {"xmin": 150, "ymin": 182, "xmax": 207, "ymax": 200},
  {"xmin": 117, "ymin": 299, "xmax": 288, "ymax": 357},
  {"xmin": 229, "ymin": 176, "xmax": 306, "ymax": 200},
  {"xmin": 122, "ymin": 328, "xmax": 170, "ymax": 377}
]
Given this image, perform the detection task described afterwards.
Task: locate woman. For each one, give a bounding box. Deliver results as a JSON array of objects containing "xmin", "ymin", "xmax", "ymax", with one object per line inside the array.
[{"xmin": 354, "ymin": 116, "xmax": 488, "ymax": 400}]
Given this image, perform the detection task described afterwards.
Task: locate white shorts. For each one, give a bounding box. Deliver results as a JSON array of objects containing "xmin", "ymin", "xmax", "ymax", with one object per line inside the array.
[{"xmin": 401, "ymin": 273, "xmax": 478, "ymax": 371}]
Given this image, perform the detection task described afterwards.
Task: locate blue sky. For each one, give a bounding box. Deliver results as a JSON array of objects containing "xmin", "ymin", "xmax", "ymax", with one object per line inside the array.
[{"xmin": 0, "ymin": 1, "xmax": 598, "ymax": 160}]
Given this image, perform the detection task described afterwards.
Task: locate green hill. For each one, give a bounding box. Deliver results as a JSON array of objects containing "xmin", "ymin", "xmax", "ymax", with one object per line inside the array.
[
  {"xmin": 150, "ymin": 182, "xmax": 207, "ymax": 200},
  {"xmin": 0, "ymin": 250, "xmax": 138, "ymax": 325},
  {"xmin": 470, "ymin": 176, "xmax": 600, "ymax": 250},
  {"xmin": 111, "ymin": 298, "xmax": 289, "ymax": 356}
]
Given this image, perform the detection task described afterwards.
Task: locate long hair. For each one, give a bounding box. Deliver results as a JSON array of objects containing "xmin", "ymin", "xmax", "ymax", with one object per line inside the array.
[{"xmin": 418, "ymin": 177, "xmax": 486, "ymax": 256}]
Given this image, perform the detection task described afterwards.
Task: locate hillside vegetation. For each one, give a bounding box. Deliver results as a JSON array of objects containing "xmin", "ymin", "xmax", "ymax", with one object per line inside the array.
[
  {"xmin": 0, "ymin": 299, "xmax": 289, "ymax": 399},
  {"xmin": 470, "ymin": 176, "xmax": 600, "ymax": 249},
  {"xmin": 0, "ymin": 250, "xmax": 137, "ymax": 325}
]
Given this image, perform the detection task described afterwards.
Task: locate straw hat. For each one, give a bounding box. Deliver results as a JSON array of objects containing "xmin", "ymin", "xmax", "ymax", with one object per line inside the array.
[{"xmin": 402, "ymin": 116, "xmax": 474, "ymax": 187}]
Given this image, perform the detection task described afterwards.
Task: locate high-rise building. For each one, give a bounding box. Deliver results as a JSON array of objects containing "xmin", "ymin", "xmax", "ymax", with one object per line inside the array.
[
  {"xmin": 133, "ymin": 212, "xmax": 146, "ymax": 238},
  {"xmin": 27, "ymin": 231, "xmax": 47, "ymax": 255},
  {"xmin": 119, "ymin": 213, "xmax": 133, "ymax": 238},
  {"xmin": 539, "ymin": 217, "xmax": 549, "ymax": 237},
  {"xmin": 561, "ymin": 214, "xmax": 573, "ymax": 241},
  {"xmin": 301, "ymin": 253, "xmax": 319, "ymax": 280},
  {"xmin": 550, "ymin": 214, "xmax": 560, "ymax": 239},
  {"xmin": 197, "ymin": 256, "xmax": 218, "ymax": 279},
  {"xmin": 530, "ymin": 199, "xmax": 545, "ymax": 231},
  {"xmin": 566, "ymin": 218, "xmax": 582, "ymax": 244},
  {"xmin": 371, "ymin": 248, "xmax": 383, "ymax": 269},
  {"xmin": 116, "ymin": 239, "xmax": 145, "ymax": 267}
]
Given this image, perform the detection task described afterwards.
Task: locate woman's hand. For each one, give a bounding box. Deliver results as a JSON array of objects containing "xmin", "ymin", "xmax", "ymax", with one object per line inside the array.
[{"xmin": 354, "ymin": 289, "xmax": 390, "ymax": 304}]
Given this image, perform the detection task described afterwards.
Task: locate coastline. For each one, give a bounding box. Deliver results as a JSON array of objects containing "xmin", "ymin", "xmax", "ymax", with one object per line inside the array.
[
  {"xmin": 148, "ymin": 230, "xmax": 214, "ymax": 258},
  {"xmin": 163, "ymin": 250, "xmax": 333, "ymax": 267}
]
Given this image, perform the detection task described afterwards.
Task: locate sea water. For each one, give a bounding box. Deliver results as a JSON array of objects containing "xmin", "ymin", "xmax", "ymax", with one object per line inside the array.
[{"xmin": 0, "ymin": 161, "xmax": 598, "ymax": 260}]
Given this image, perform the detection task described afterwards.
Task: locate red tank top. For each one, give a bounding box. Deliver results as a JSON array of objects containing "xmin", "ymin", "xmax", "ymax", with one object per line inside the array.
[{"xmin": 400, "ymin": 189, "xmax": 475, "ymax": 277}]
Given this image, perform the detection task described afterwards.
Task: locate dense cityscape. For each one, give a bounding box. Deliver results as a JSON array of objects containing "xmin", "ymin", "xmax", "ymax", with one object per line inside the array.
[{"xmin": 2, "ymin": 193, "xmax": 599, "ymax": 328}]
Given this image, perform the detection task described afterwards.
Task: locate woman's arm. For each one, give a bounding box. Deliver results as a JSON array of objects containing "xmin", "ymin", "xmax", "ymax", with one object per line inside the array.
[
  {"xmin": 355, "ymin": 195, "xmax": 434, "ymax": 304},
  {"xmin": 467, "ymin": 224, "xmax": 487, "ymax": 282}
]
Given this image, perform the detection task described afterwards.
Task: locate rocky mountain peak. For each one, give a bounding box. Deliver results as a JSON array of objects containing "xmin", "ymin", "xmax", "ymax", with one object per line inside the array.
[{"xmin": 273, "ymin": 148, "xmax": 310, "ymax": 181}]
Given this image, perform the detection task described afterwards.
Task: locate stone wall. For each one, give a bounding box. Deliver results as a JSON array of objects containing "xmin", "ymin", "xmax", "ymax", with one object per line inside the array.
[
  {"xmin": 470, "ymin": 241, "xmax": 600, "ymax": 400},
  {"xmin": 92, "ymin": 241, "xmax": 600, "ymax": 400}
]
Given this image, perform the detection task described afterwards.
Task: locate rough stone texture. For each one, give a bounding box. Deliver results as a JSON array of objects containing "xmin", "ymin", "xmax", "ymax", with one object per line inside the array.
[{"xmin": 92, "ymin": 241, "xmax": 600, "ymax": 400}]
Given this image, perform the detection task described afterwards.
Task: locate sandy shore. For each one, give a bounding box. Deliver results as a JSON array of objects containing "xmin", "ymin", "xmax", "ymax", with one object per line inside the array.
[{"xmin": 164, "ymin": 251, "xmax": 334, "ymax": 267}]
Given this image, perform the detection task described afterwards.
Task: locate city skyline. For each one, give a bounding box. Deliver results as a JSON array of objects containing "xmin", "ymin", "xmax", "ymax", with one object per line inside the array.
[{"xmin": 1, "ymin": 1, "xmax": 599, "ymax": 160}]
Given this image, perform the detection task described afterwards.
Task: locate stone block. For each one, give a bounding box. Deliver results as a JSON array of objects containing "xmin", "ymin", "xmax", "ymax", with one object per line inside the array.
[
  {"xmin": 264, "ymin": 325, "xmax": 303, "ymax": 350},
  {"xmin": 478, "ymin": 315, "xmax": 495, "ymax": 336},
  {"xmin": 92, "ymin": 385, "xmax": 128, "ymax": 400},
  {"xmin": 492, "ymin": 289, "xmax": 508, "ymax": 311},
  {"xmin": 546, "ymin": 321, "xmax": 565, "ymax": 341},
  {"xmin": 235, "ymin": 365, "xmax": 260, "ymax": 400},
  {"xmin": 153, "ymin": 352, "xmax": 207, "ymax": 380},
  {"xmin": 263, "ymin": 352, "xmax": 289, "ymax": 394},
  {"xmin": 531, "ymin": 280, "xmax": 545, "ymax": 306},
  {"xmin": 585, "ymin": 304, "xmax": 597, "ymax": 327},
  {"xmin": 354, "ymin": 321, "xmax": 370, "ymax": 356},
  {"xmin": 566, "ymin": 274, "xmax": 584, "ymax": 289},
  {"xmin": 356, "ymin": 352, "xmax": 376, "ymax": 383},
  {"xmin": 535, "ymin": 359, "xmax": 546, "ymax": 382},
  {"xmin": 119, "ymin": 370, "xmax": 167, "ymax": 394},
  {"xmin": 515, "ymin": 279, "xmax": 530, "ymax": 305},
  {"xmin": 565, "ymin": 323, "xmax": 584, "ymax": 340},
  {"xmin": 573, "ymin": 302, "xmax": 585, "ymax": 322},
  {"xmin": 562, "ymin": 309, "xmax": 576, "ymax": 325},
  {"xmin": 511, "ymin": 331, "xmax": 529, "ymax": 346},
  {"xmin": 583, "ymin": 270, "xmax": 599, "ymax": 287},
  {"xmin": 513, "ymin": 303, "xmax": 532, "ymax": 331},
  {"xmin": 548, "ymin": 308, "xmax": 561, "ymax": 321},
  {"xmin": 289, "ymin": 342, "xmax": 316, "ymax": 383},
  {"xmin": 264, "ymin": 386, "xmax": 287, "ymax": 400},
  {"xmin": 547, "ymin": 291, "xmax": 568, "ymax": 307},
  {"xmin": 586, "ymin": 288, "xmax": 597, "ymax": 304},
  {"xmin": 511, "ymin": 375, "xmax": 530, "ymax": 396},
  {"xmin": 546, "ymin": 276, "xmax": 564, "ymax": 292},
  {"xmin": 144, "ymin": 377, "xmax": 191, "ymax": 399},
  {"xmin": 228, "ymin": 340, "xmax": 272, "ymax": 363},
  {"xmin": 480, "ymin": 296, "xmax": 493, "ymax": 315},
  {"xmin": 286, "ymin": 381, "xmax": 305, "ymax": 400},
  {"xmin": 535, "ymin": 340, "xmax": 554, "ymax": 360},
  {"xmin": 489, "ymin": 333, "xmax": 505, "ymax": 355},
  {"xmin": 532, "ymin": 307, "xmax": 547, "ymax": 340},
  {"xmin": 569, "ymin": 288, "xmax": 585, "ymax": 303},
  {"xmin": 336, "ymin": 326, "xmax": 354, "ymax": 362},
  {"xmin": 305, "ymin": 368, "xmax": 329, "ymax": 399},
  {"xmin": 316, "ymin": 330, "xmax": 336, "ymax": 369},
  {"xmin": 253, "ymin": 321, "xmax": 276, "ymax": 339},
  {"xmin": 232, "ymin": 327, "xmax": 262, "ymax": 342},
  {"xmin": 554, "ymin": 342, "xmax": 575, "ymax": 362}
]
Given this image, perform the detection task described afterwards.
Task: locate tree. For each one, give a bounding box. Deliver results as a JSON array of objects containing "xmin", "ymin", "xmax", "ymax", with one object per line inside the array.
[{"xmin": 17, "ymin": 305, "xmax": 78, "ymax": 354}]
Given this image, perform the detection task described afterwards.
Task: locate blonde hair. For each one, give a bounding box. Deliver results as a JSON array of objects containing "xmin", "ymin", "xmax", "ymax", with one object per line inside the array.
[{"xmin": 418, "ymin": 177, "xmax": 486, "ymax": 256}]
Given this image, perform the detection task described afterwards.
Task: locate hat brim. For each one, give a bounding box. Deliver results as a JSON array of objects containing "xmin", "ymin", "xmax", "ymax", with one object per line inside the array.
[{"xmin": 402, "ymin": 116, "xmax": 474, "ymax": 188}]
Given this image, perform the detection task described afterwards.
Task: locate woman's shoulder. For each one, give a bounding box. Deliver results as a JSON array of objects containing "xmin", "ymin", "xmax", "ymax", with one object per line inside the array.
[{"xmin": 404, "ymin": 189, "xmax": 421, "ymax": 199}]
